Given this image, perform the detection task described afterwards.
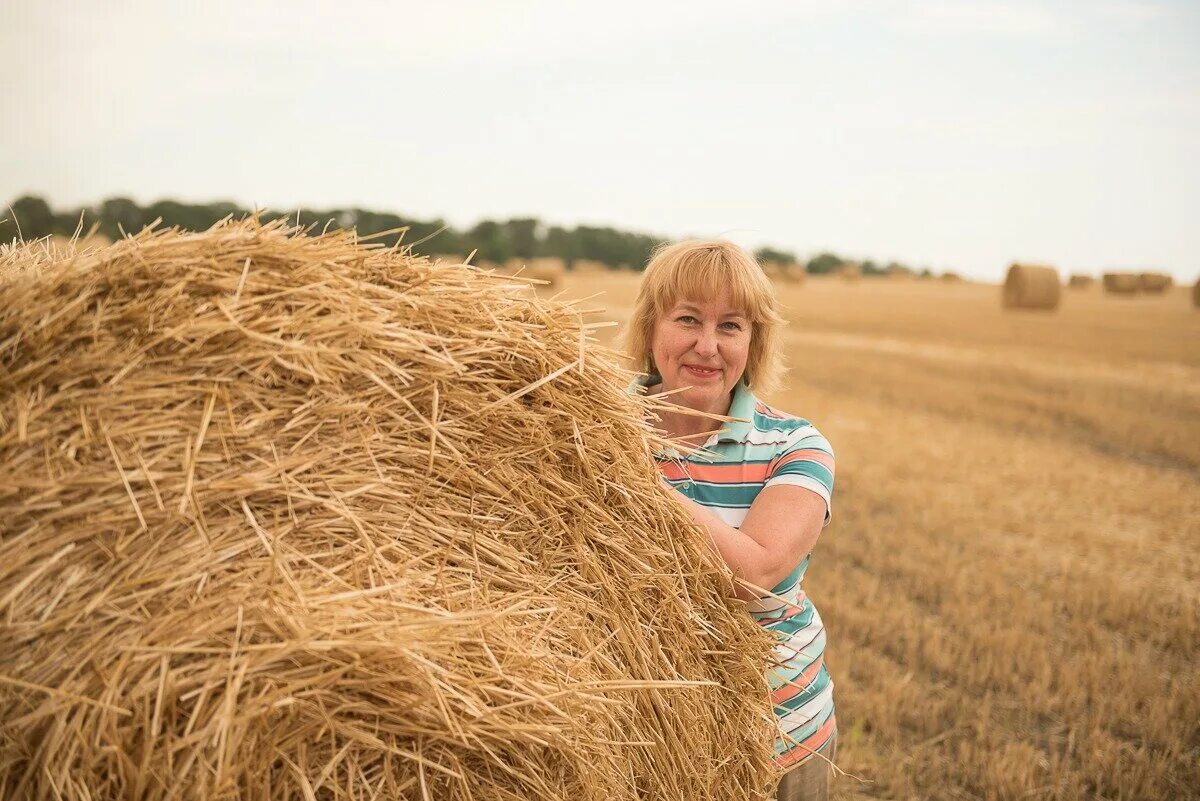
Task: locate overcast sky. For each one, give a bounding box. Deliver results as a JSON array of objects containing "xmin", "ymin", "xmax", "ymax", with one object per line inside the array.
[{"xmin": 3, "ymin": 0, "xmax": 1198, "ymax": 281}]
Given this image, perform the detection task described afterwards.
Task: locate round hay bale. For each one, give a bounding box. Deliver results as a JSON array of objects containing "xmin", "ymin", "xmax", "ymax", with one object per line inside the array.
[
  {"xmin": 758, "ymin": 260, "xmax": 783, "ymax": 280},
  {"xmin": 777, "ymin": 265, "xmax": 806, "ymax": 285},
  {"xmin": 1103, "ymin": 272, "xmax": 1141, "ymax": 295},
  {"xmin": 0, "ymin": 221, "xmax": 777, "ymax": 800},
  {"xmin": 1138, "ymin": 272, "xmax": 1173, "ymax": 293},
  {"xmin": 940, "ymin": 271, "xmax": 963, "ymax": 282},
  {"xmin": 760, "ymin": 261, "xmax": 805, "ymax": 285},
  {"xmin": 525, "ymin": 257, "xmax": 565, "ymax": 288},
  {"xmin": 1193, "ymin": 278, "xmax": 1200, "ymax": 308},
  {"xmin": 500, "ymin": 258, "xmax": 564, "ymax": 288},
  {"xmin": 1003, "ymin": 263, "xmax": 1061, "ymax": 310},
  {"xmin": 49, "ymin": 233, "xmax": 113, "ymax": 253},
  {"xmin": 1068, "ymin": 274, "xmax": 1095, "ymax": 289},
  {"xmin": 837, "ymin": 263, "xmax": 861, "ymax": 282},
  {"xmin": 569, "ymin": 259, "xmax": 608, "ymax": 274}
]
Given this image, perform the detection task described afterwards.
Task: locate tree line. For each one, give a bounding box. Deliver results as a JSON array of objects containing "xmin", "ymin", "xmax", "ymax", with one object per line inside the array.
[{"xmin": 2, "ymin": 195, "xmax": 924, "ymax": 276}]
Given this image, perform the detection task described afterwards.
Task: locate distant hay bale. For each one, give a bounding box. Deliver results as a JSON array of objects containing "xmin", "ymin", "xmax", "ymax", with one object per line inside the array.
[
  {"xmin": 1193, "ymin": 278, "xmax": 1200, "ymax": 308},
  {"xmin": 526, "ymin": 257, "xmax": 566, "ymax": 287},
  {"xmin": 0, "ymin": 221, "xmax": 777, "ymax": 800},
  {"xmin": 1138, "ymin": 272, "xmax": 1173, "ymax": 293},
  {"xmin": 501, "ymin": 257, "xmax": 564, "ymax": 288},
  {"xmin": 761, "ymin": 261, "xmax": 805, "ymax": 285},
  {"xmin": 1068, "ymin": 274, "xmax": 1095, "ymax": 289},
  {"xmin": 1003, "ymin": 263, "xmax": 1061, "ymax": 311},
  {"xmin": 837, "ymin": 263, "xmax": 861, "ymax": 282},
  {"xmin": 570, "ymin": 259, "xmax": 609, "ymax": 274},
  {"xmin": 940, "ymin": 272, "xmax": 963, "ymax": 282},
  {"xmin": 49, "ymin": 233, "xmax": 113, "ymax": 253},
  {"xmin": 777, "ymin": 265, "xmax": 805, "ymax": 285},
  {"xmin": 887, "ymin": 265, "xmax": 914, "ymax": 280},
  {"xmin": 1103, "ymin": 272, "xmax": 1141, "ymax": 295}
]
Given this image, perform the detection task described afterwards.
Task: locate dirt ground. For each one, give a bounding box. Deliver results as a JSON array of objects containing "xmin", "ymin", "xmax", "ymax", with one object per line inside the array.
[{"xmin": 549, "ymin": 269, "xmax": 1200, "ymax": 801}]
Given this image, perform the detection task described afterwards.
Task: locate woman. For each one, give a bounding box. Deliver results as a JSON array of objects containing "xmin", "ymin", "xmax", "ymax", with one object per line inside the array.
[{"xmin": 625, "ymin": 240, "xmax": 837, "ymax": 801}]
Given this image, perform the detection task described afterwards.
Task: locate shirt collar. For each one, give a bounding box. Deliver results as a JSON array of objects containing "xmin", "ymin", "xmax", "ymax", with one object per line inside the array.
[{"xmin": 718, "ymin": 380, "xmax": 756, "ymax": 443}]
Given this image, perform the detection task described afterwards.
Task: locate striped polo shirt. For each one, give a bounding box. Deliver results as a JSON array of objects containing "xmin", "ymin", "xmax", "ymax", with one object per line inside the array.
[{"xmin": 643, "ymin": 378, "xmax": 837, "ymax": 769}]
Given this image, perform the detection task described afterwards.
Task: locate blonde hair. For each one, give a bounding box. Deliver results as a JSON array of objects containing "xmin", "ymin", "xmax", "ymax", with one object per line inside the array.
[{"xmin": 623, "ymin": 239, "xmax": 786, "ymax": 395}]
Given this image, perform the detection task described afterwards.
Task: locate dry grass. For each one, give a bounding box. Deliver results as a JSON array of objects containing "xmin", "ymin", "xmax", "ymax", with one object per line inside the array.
[
  {"xmin": 0, "ymin": 223, "xmax": 779, "ymax": 800},
  {"xmin": 551, "ymin": 271, "xmax": 1200, "ymax": 801}
]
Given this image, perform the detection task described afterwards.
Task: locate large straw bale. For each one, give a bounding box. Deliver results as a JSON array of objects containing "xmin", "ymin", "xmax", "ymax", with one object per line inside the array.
[
  {"xmin": 1002, "ymin": 263, "xmax": 1061, "ymax": 311},
  {"xmin": 837, "ymin": 263, "xmax": 861, "ymax": 282},
  {"xmin": 1137, "ymin": 272, "xmax": 1173, "ymax": 293},
  {"xmin": 1067, "ymin": 274, "xmax": 1095, "ymax": 289},
  {"xmin": 1103, "ymin": 272, "xmax": 1140, "ymax": 295},
  {"xmin": 0, "ymin": 221, "xmax": 778, "ymax": 800}
]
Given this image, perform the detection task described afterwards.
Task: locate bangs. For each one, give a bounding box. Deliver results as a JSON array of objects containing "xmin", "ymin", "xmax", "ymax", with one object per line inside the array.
[{"xmin": 648, "ymin": 246, "xmax": 771, "ymax": 323}]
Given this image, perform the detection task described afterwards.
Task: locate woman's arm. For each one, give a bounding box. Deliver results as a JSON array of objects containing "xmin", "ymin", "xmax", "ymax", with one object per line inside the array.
[{"xmin": 667, "ymin": 484, "xmax": 828, "ymax": 602}]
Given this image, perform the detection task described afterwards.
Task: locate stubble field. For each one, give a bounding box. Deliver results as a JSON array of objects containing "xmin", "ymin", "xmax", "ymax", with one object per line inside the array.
[{"xmin": 547, "ymin": 269, "xmax": 1200, "ymax": 801}]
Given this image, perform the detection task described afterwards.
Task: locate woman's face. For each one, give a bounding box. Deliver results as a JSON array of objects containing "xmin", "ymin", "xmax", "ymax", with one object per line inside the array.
[{"xmin": 650, "ymin": 292, "xmax": 751, "ymax": 413}]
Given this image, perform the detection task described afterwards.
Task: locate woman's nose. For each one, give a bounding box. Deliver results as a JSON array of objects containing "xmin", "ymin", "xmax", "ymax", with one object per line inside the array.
[{"xmin": 693, "ymin": 329, "xmax": 718, "ymax": 357}]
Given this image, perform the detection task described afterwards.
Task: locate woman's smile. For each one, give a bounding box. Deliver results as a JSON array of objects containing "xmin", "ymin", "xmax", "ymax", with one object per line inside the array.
[
  {"xmin": 683, "ymin": 364, "xmax": 722, "ymax": 379},
  {"xmin": 649, "ymin": 292, "xmax": 751, "ymax": 417}
]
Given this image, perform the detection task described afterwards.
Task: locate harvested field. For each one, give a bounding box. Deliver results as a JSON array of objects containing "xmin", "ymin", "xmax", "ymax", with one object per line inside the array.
[{"xmin": 548, "ymin": 270, "xmax": 1200, "ymax": 801}]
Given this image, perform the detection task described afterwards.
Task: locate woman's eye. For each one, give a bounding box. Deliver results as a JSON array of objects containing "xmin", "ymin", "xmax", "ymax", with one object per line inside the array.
[
  {"xmin": 677, "ymin": 315, "xmax": 697, "ymax": 324},
  {"xmin": 720, "ymin": 321, "xmax": 743, "ymax": 331}
]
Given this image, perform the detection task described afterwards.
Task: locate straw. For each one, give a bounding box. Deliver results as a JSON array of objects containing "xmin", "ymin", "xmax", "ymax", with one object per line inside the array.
[{"xmin": 0, "ymin": 219, "xmax": 779, "ymax": 800}]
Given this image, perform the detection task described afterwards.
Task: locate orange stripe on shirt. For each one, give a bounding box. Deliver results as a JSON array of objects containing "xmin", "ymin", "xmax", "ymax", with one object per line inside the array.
[
  {"xmin": 772, "ymin": 448, "xmax": 835, "ymax": 472},
  {"xmin": 660, "ymin": 461, "xmax": 772, "ymax": 484},
  {"xmin": 755, "ymin": 402, "xmax": 789, "ymax": 420},
  {"xmin": 776, "ymin": 713, "xmax": 837, "ymax": 770},
  {"xmin": 658, "ymin": 461, "xmax": 689, "ymax": 482},
  {"xmin": 771, "ymin": 655, "xmax": 825, "ymax": 705}
]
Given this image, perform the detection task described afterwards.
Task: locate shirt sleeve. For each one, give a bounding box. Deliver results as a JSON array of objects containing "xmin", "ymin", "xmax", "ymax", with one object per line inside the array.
[{"xmin": 763, "ymin": 425, "xmax": 836, "ymax": 525}]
